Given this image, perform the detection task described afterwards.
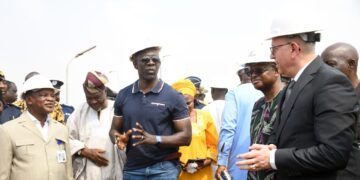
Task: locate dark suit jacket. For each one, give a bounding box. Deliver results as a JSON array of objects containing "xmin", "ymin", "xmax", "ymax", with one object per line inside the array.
[{"xmin": 270, "ymin": 56, "xmax": 359, "ymax": 180}]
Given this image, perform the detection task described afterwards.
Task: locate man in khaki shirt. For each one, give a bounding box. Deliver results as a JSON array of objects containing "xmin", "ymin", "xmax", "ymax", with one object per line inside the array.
[{"xmin": 0, "ymin": 74, "xmax": 73, "ymax": 180}]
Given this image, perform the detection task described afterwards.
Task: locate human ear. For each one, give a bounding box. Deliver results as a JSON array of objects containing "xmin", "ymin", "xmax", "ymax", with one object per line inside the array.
[{"xmin": 132, "ymin": 60, "xmax": 138, "ymax": 69}]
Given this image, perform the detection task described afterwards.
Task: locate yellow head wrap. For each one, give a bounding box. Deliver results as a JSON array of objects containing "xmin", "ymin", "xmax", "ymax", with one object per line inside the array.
[{"xmin": 172, "ymin": 79, "xmax": 197, "ymax": 97}]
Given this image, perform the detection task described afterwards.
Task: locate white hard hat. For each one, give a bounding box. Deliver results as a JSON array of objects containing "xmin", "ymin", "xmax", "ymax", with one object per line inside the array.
[
  {"xmin": 209, "ymin": 80, "xmax": 228, "ymax": 89},
  {"xmin": 266, "ymin": 15, "xmax": 321, "ymax": 40},
  {"xmin": 127, "ymin": 38, "xmax": 162, "ymax": 61},
  {"xmin": 129, "ymin": 46, "xmax": 161, "ymax": 61},
  {"xmin": 242, "ymin": 44, "xmax": 275, "ymax": 65},
  {"xmin": 22, "ymin": 74, "xmax": 57, "ymax": 94}
]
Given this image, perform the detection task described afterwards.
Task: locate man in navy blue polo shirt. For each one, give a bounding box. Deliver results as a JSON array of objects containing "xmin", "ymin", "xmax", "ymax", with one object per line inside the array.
[{"xmin": 109, "ymin": 45, "xmax": 192, "ymax": 180}]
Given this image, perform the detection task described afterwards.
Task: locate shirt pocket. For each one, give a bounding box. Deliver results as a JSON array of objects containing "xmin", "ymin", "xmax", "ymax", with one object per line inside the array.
[
  {"xmin": 149, "ymin": 102, "xmax": 169, "ymax": 115},
  {"xmin": 15, "ymin": 139, "xmax": 35, "ymax": 156},
  {"xmin": 55, "ymin": 136, "xmax": 68, "ymax": 150}
]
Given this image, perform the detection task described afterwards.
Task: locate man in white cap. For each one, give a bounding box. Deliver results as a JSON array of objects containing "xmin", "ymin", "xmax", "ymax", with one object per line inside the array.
[
  {"xmin": 109, "ymin": 45, "xmax": 191, "ymax": 179},
  {"xmin": 204, "ymin": 81, "xmax": 228, "ymax": 133},
  {"xmin": 237, "ymin": 16, "xmax": 359, "ymax": 180},
  {"xmin": 0, "ymin": 75, "xmax": 73, "ymax": 180}
]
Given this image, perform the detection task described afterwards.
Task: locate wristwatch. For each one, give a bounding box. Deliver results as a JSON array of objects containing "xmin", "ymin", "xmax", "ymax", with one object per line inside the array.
[{"xmin": 155, "ymin": 135, "xmax": 162, "ymax": 146}]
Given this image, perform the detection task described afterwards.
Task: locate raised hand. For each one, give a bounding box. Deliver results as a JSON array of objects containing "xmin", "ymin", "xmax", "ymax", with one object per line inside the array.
[
  {"xmin": 115, "ymin": 129, "xmax": 132, "ymax": 150},
  {"xmin": 132, "ymin": 122, "xmax": 156, "ymax": 146}
]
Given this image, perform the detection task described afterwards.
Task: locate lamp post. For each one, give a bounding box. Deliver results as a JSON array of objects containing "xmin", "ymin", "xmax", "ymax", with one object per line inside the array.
[
  {"xmin": 160, "ymin": 54, "xmax": 171, "ymax": 79},
  {"xmin": 65, "ymin": 45, "xmax": 96, "ymax": 104}
]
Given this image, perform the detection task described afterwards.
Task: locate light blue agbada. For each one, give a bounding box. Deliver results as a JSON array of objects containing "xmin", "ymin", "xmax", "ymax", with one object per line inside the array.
[{"xmin": 217, "ymin": 83, "xmax": 263, "ymax": 180}]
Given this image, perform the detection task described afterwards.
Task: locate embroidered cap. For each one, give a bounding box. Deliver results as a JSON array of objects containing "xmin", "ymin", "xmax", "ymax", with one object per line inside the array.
[{"xmin": 83, "ymin": 71, "xmax": 108, "ymax": 94}]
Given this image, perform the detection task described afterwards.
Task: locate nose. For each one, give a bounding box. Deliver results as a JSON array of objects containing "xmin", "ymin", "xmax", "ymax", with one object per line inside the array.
[
  {"xmin": 45, "ymin": 94, "xmax": 56, "ymax": 102},
  {"xmin": 270, "ymin": 53, "xmax": 275, "ymax": 59},
  {"xmin": 148, "ymin": 58, "xmax": 159, "ymax": 65},
  {"xmin": 251, "ymin": 72, "xmax": 258, "ymax": 80}
]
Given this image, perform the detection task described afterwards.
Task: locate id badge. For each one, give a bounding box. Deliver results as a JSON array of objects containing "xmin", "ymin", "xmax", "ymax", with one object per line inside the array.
[{"xmin": 57, "ymin": 150, "xmax": 67, "ymax": 163}]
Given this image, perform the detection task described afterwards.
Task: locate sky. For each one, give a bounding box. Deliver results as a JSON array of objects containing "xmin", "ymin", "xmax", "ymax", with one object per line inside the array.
[{"xmin": 1, "ymin": 0, "xmax": 360, "ymax": 106}]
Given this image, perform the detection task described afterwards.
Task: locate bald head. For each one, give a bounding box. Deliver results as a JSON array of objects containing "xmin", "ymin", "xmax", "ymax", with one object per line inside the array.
[
  {"xmin": 321, "ymin": 42, "xmax": 359, "ymax": 86},
  {"xmin": 24, "ymin": 71, "xmax": 40, "ymax": 81}
]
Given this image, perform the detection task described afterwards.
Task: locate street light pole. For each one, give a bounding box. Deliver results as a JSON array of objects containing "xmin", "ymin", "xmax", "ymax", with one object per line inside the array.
[
  {"xmin": 66, "ymin": 45, "xmax": 96, "ymax": 104},
  {"xmin": 160, "ymin": 54, "xmax": 171, "ymax": 79}
]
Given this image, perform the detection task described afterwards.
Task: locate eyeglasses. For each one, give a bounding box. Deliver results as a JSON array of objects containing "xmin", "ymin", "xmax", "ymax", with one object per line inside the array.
[
  {"xmin": 140, "ymin": 55, "xmax": 161, "ymax": 64},
  {"xmin": 270, "ymin": 42, "xmax": 291, "ymax": 56},
  {"xmin": 244, "ymin": 66, "xmax": 274, "ymax": 76}
]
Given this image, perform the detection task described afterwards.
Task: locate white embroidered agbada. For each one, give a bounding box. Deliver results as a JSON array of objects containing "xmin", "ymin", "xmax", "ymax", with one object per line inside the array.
[{"xmin": 67, "ymin": 100, "xmax": 126, "ymax": 180}]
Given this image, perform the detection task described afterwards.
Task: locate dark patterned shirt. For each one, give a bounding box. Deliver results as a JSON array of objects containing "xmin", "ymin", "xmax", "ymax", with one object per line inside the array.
[{"xmin": 248, "ymin": 91, "xmax": 282, "ymax": 180}]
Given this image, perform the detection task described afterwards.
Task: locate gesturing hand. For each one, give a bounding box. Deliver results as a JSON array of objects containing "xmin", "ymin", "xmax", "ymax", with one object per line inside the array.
[
  {"xmin": 132, "ymin": 122, "xmax": 156, "ymax": 146},
  {"xmin": 81, "ymin": 148, "xmax": 109, "ymax": 166},
  {"xmin": 115, "ymin": 129, "xmax": 132, "ymax": 150}
]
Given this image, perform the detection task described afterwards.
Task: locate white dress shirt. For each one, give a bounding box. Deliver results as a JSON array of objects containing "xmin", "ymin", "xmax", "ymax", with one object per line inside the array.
[
  {"xmin": 27, "ymin": 111, "xmax": 50, "ymax": 141},
  {"xmin": 270, "ymin": 59, "xmax": 313, "ymax": 169}
]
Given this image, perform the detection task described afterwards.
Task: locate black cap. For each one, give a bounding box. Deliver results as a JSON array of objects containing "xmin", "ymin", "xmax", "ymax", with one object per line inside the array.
[
  {"xmin": 50, "ymin": 80, "xmax": 64, "ymax": 89},
  {"xmin": 185, "ymin": 76, "xmax": 201, "ymax": 89}
]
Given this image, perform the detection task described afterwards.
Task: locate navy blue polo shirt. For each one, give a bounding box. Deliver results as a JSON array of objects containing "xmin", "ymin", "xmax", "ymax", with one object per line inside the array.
[
  {"xmin": 0, "ymin": 104, "xmax": 22, "ymax": 124},
  {"xmin": 61, "ymin": 104, "xmax": 74, "ymax": 123},
  {"xmin": 114, "ymin": 79, "xmax": 189, "ymax": 170}
]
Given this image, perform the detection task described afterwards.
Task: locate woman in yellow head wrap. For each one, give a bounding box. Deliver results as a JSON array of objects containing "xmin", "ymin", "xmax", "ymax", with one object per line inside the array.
[{"xmin": 172, "ymin": 79, "xmax": 218, "ymax": 180}]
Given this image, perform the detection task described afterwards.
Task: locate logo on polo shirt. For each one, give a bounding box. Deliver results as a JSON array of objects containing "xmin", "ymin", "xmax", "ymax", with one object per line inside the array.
[{"xmin": 151, "ymin": 102, "xmax": 166, "ymax": 107}]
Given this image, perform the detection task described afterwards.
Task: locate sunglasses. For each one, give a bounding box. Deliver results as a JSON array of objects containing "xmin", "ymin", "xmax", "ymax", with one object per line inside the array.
[
  {"xmin": 244, "ymin": 66, "xmax": 275, "ymax": 76},
  {"xmin": 140, "ymin": 55, "xmax": 161, "ymax": 64}
]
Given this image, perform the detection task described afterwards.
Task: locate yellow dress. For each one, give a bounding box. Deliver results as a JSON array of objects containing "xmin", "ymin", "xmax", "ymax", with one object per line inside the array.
[{"xmin": 179, "ymin": 109, "xmax": 219, "ymax": 180}]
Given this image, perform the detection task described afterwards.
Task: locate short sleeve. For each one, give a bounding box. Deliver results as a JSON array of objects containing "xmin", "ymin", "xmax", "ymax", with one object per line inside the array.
[
  {"xmin": 114, "ymin": 91, "xmax": 124, "ymax": 116},
  {"xmin": 171, "ymin": 92, "xmax": 189, "ymax": 120}
]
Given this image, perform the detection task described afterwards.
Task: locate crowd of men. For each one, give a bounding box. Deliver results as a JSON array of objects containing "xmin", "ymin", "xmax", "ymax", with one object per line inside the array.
[{"xmin": 1, "ymin": 15, "xmax": 360, "ymax": 180}]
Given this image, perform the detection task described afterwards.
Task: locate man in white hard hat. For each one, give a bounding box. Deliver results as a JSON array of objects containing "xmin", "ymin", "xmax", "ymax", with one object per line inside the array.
[
  {"xmin": 238, "ymin": 46, "xmax": 284, "ymax": 180},
  {"xmin": 204, "ymin": 81, "xmax": 228, "ymax": 133},
  {"xmin": 216, "ymin": 50, "xmax": 263, "ymax": 180},
  {"xmin": 109, "ymin": 45, "xmax": 191, "ymax": 179},
  {"xmin": 237, "ymin": 16, "xmax": 359, "ymax": 180},
  {"xmin": 0, "ymin": 75, "xmax": 73, "ymax": 180}
]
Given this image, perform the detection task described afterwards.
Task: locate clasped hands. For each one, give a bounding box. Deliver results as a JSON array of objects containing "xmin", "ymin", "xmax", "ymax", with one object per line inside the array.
[
  {"xmin": 236, "ymin": 144, "xmax": 277, "ymax": 171},
  {"xmin": 114, "ymin": 122, "xmax": 156, "ymax": 150}
]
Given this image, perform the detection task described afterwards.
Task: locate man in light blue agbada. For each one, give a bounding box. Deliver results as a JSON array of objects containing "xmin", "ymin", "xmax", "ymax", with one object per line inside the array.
[{"xmin": 216, "ymin": 65, "xmax": 262, "ymax": 180}]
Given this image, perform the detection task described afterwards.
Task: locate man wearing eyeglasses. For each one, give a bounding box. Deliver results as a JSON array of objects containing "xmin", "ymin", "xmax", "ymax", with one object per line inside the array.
[
  {"xmin": 109, "ymin": 45, "xmax": 192, "ymax": 179},
  {"xmin": 237, "ymin": 16, "xmax": 359, "ymax": 180}
]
